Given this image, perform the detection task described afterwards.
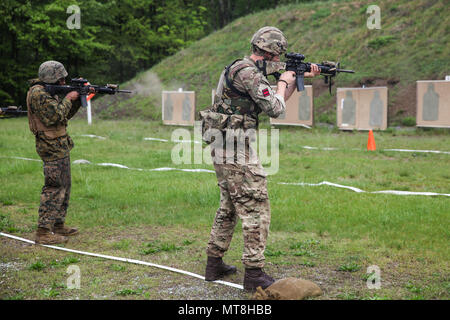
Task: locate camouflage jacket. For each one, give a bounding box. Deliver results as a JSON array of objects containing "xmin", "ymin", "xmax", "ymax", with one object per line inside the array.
[
  {"xmin": 200, "ymin": 57, "xmax": 286, "ymax": 150},
  {"xmin": 213, "ymin": 56, "xmax": 286, "ymax": 120},
  {"xmin": 26, "ymin": 79, "xmax": 81, "ymax": 162}
]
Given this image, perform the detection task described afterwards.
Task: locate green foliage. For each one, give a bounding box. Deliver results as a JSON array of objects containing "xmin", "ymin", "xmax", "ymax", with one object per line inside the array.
[
  {"xmin": 42, "ymin": 286, "xmax": 61, "ymax": 297},
  {"xmin": 367, "ymin": 36, "xmax": 397, "ymax": 50},
  {"xmin": 363, "ymin": 294, "xmax": 389, "ymax": 300},
  {"xmin": 312, "ymin": 8, "xmax": 331, "ymax": 20},
  {"xmin": 399, "ymin": 169, "xmax": 411, "ymax": 177},
  {"xmin": 112, "ymin": 239, "xmax": 131, "ymax": 250},
  {"xmin": 115, "ymin": 288, "xmax": 142, "ymax": 296},
  {"xmin": 337, "ymin": 262, "xmax": 361, "ymax": 272},
  {"xmin": 316, "ymin": 111, "xmax": 335, "ymax": 124},
  {"xmin": 337, "ymin": 292, "xmax": 359, "ymax": 300},
  {"xmin": 265, "ymin": 247, "xmax": 286, "ymax": 257},
  {"xmin": 3, "ymin": 293, "xmax": 25, "ymax": 300},
  {"xmin": 140, "ymin": 240, "xmax": 182, "ymax": 255},
  {"xmin": 402, "ymin": 117, "xmax": 416, "ymax": 127},
  {"xmin": 0, "ymin": 0, "xmax": 210, "ymax": 107},
  {"xmin": 289, "ymin": 239, "xmax": 320, "ymax": 249},
  {"xmin": 361, "ymin": 271, "xmax": 376, "ymax": 281},
  {"xmin": 91, "ymin": 0, "xmax": 449, "ymax": 127},
  {"xmin": 289, "ymin": 238, "xmax": 320, "ymax": 257},
  {"xmin": 0, "ymin": 214, "xmax": 16, "ymax": 232},
  {"xmin": 29, "ymin": 261, "xmax": 46, "ymax": 271},
  {"xmin": 0, "ymin": 0, "xmax": 346, "ymax": 108},
  {"xmin": 405, "ymin": 281, "xmax": 424, "ymax": 294},
  {"xmin": 49, "ymin": 256, "xmax": 80, "ymax": 267},
  {"xmin": 299, "ymin": 260, "xmax": 316, "ymax": 267},
  {"xmin": 292, "ymin": 249, "xmax": 317, "ymax": 257},
  {"xmin": 51, "ymin": 281, "xmax": 67, "ymax": 289},
  {"xmin": 30, "ymin": 257, "xmax": 79, "ymax": 270},
  {"xmin": 203, "ymin": 0, "xmax": 315, "ymax": 30},
  {"xmin": 110, "ymin": 264, "xmax": 127, "ymax": 272}
]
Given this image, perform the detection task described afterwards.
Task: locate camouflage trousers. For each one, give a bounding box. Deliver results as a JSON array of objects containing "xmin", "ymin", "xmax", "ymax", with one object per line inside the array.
[
  {"xmin": 206, "ymin": 149, "xmax": 271, "ymax": 268},
  {"xmin": 38, "ymin": 156, "xmax": 71, "ymax": 229}
]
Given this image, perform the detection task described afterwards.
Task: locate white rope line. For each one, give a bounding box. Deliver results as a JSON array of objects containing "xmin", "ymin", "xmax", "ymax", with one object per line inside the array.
[
  {"xmin": 300, "ymin": 145, "xmax": 450, "ymax": 154},
  {"xmin": 92, "ymin": 134, "xmax": 450, "ymax": 154},
  {"xmin": 6, "ymin": 156, "xmax": 42, "ymax": 162},
  {"xmin": 0, "ymin": 232, "xmax": 243, "ymax": 290},
  {"xmin": 5, "ymin": 156, "xmax": 448, "ymax": 195},
  {"xmin": 73, "ymin": 134, "xmax": 107, "ymax": 140},
  {"xmin": 46, "ymin": 133, "xmax": 450, "ymax": 154},
  {"xmin": 75, "ymin": 160, "xmax": 215, "ymax": 173},
  {"xmin": 383, "ymin": 148, "xmax": 450, "ymax": 155},
  {"xmin": 67, "ymin": 135, "xmax": 201, "ymax": 143},
  {"xmin": 278, "ymin": 181, "xmax": 450, "ymax": 197},
  {"xmin": 2, "ymin": 156, "xmax": 215, "ymax": 174},
  {"xmin": 144, "ymin": 137, "xmax": 201, "ymax": 144},
  {"xmin": 302, "ymin": 146, "xmax": 339, "ymax": 151},
  {"xmin": 143, "ymin": 137, "xmax": 169, "ymax": 142}
]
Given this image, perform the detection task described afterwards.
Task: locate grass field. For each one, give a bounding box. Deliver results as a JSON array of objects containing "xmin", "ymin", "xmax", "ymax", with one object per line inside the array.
[{"xmin": 0, "ymin": 118, "xmax": 449, "ymax": 300}]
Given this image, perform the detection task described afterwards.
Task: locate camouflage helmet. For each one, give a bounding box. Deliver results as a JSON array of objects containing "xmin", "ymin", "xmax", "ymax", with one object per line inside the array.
[
  {"xmin": 38, "ymin": 60, "xmax": 68, "ymax": 83},
  {"xmin": 251, "ymin": 26, "xmax": 287, "ymax": 55}
]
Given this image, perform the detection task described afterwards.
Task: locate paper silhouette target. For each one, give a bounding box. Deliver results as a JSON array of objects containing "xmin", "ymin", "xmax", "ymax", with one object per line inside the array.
[
  {"xmin": 270, "ymin": 85, "xmax": 313, "ymax": 127},
  {"xmin": 416, "ymin": 81, "xmax": 450, "ymax": 128},
  {"xmin": 162, "ymin": 91, "xmax": 195, "ymax": 126},
  {"xmin": 337, "ymin": 87, "xmax": 388, "ymax": 130}
]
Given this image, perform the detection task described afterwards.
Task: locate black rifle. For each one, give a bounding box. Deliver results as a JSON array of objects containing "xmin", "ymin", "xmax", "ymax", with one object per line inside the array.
[
  {"xmin": 44, "ymin": 78, "xmax": 132, "ymax": 107},
  {"xmin": 283, "ymin": 52, "xmax": 355, "ymax": 94},
  {"xmin": 0, "ymin": 106, "xmax": 28, "ymax": 119}
]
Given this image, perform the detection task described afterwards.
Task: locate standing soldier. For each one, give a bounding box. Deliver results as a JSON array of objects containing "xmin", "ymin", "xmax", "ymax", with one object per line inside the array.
[
  {"xmin": 201, "ymin": 27, "xmax": 320, "ymax": 291},
  {"xmin": 27, "ymin": 61, "xmax": 84, "ymax": 244}
]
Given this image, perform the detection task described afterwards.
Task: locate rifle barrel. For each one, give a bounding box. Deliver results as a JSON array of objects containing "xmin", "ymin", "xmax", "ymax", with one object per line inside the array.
[{"xmin": 337, "ymin": 69, "xmax": 355, "ymax": 73}]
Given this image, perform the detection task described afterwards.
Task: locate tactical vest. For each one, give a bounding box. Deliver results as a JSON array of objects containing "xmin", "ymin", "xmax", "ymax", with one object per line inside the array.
[
  {"xmin": 26, "ymin": 84, "xmax": 67, "ymax": 139},
  {"xmin": 213, "ymin": 59, "xmax": 261, "ymax": 118},
  {"xmin": 199, "ymin": 59, "xmax": 262, "ymax": 144}
]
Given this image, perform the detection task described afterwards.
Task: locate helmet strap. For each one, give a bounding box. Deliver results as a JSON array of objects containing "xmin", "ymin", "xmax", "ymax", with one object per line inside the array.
[
  {"xmin": 263, "ymin": 51, "xmax": 275, "ymax": 61},
  {"xmin": 255, "ymin": 59, "xmax": 267, "ymax": 77}
]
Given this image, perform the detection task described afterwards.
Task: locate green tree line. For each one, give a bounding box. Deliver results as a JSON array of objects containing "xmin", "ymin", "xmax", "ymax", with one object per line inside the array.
[{"xmin": 0, "ymin": 0, "xmax": 315, "ymax": 107}]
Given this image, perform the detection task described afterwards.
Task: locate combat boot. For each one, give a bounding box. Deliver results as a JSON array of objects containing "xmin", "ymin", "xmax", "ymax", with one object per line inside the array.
[
  {"xmin": 205, "ymin": 256, "xmax": 237, "ymax": 281},
  {"xmin": 243, "ymin": 268, "xmax": 275, "ymax": 291},
  {"xmin": 53, "ymin": 223, "xmax": 79, "ymax": 236},
  {"xmin": 35, "ymin": 227, "xmax": 68, "ymax": 245}
]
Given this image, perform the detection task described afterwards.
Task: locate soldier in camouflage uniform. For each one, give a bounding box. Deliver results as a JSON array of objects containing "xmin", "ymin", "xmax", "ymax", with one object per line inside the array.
[
  {"xmin": 27, "ymin": 61, "xmax": 86, "ymax": 244},
  {"xmin": 201, "ymin": 27, "xmax": 320, "ymax": 291}
]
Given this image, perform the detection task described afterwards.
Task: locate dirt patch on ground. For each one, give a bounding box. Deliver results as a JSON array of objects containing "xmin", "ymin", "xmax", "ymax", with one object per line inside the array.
[{"xmin": 1, "ymin": 225, "xmax": 447, "ymax": 300}]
